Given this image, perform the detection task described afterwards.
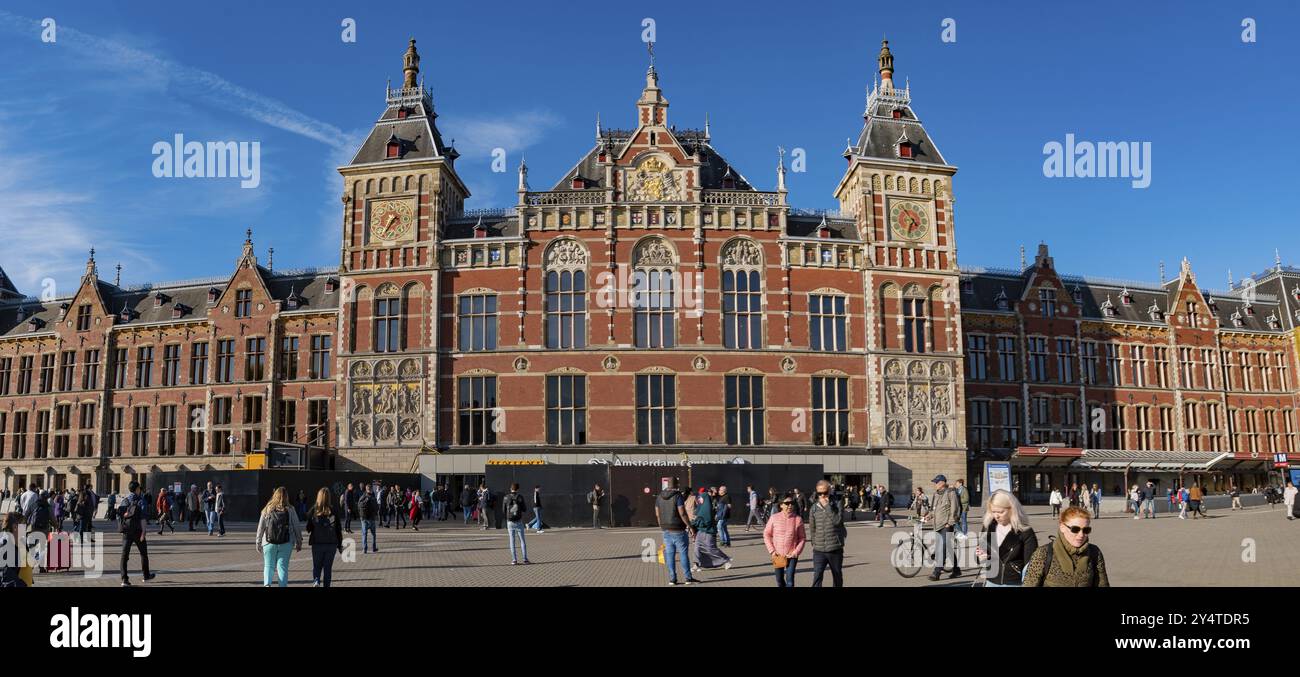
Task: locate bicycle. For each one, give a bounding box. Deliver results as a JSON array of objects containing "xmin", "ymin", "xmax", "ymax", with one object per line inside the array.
[{"xmin": 891, "ymin": 516, "xmax": 935, "ymax": 578}]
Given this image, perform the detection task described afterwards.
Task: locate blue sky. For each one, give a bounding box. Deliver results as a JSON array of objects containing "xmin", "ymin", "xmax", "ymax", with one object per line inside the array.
[{"xmin": 1, "ymin": 0, "xmax": 1295, "ymax": 298}]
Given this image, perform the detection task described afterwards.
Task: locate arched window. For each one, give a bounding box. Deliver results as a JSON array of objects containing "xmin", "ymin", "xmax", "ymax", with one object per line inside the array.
[
  {"xmin": 632, "ymin": 237, "xmax": 677, "ymax": 349},
  {"xmin": 902, "ymin": 285, "xmax": 927, "ymax": 353},
  {"xmin": 543, "ymin": 239, "xmax": 588, "ymax": 350},
  {"xmin": 374, "ymin": 283, "xmax": 402, "ymax": 353},
  {"xmin": 721, "ymin": 238, "xmax": 763, "ymax": 349}
]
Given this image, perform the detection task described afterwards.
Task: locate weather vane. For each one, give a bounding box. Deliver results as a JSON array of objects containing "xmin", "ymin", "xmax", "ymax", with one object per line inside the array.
[{"xmin": 647, "ymin": 40, "xmax": 655, "ymax": 69}]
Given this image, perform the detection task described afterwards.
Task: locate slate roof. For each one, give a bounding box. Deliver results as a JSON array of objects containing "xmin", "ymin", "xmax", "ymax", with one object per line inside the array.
[
  {"xmin": 443, "ymin": 215, "xmax": 522, "ymax": 240},
  {"xmin": 849, "ymin": 90, "xmax": 948, "ymax": 166},
  {"xmin": 348, "ymin": 92, "xmax": 452, "ymax": 166},
  {"xmin": 0, "ymin": 268, "xmax": 339, "ymax": 339},
  {"xmin": 785, "ymin": 214, "xmax": 859, "ymax": 240}
]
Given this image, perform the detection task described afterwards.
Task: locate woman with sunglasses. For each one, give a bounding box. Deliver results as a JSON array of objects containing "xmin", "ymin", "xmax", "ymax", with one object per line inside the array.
[
  {"xmin": 1022, "ymin": 506, "xmax": 1109, "ymax": 587},
  {"xmin": 763, "ymin": 495, "xmax": 806, "ymax": 587}
]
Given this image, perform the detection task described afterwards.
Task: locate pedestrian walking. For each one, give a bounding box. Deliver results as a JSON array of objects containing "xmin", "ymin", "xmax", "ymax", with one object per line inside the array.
[
  {"xmin": 392, "ymin": 485, "xmax": 409, "ymax": 529},
  {"xmin": 587, "ymin": 484, "xmax": 605, "ymax": 529},
  {"xmin": 214, "ymin": 484, "xmax": 227, "ymax": 536},
  {"xmin": 1022, "ymin": 506, "xmax": 1110, "ymax": 587},
  {"xmin": 118, "ymin": 482, "xmax": 155, "ymax": 587},
  {"xmin": 75, "ymin": 487, "xmax": 94, "ymax": 536},
  {"xmin": 1230, "ymin": 484, "xmax": 1242, "ymax": 511},
  {"xmin": 186, "ymin": 484, "xmax": 201, "ymax": 531},
  {"xmin": 340, "ymin": 483, "xmax": 355, "ymax": 534},
  {"xmin": 202, "ymin": 482, "xmax": 218, "ymax": 535},
  {"xmin": 715, "ymin": 485, "xmax": 733, "ymax": 547},
  {"xmin": 808, "ymin": 479, "xmax": 847, "ymax": 588},
  {"xmin": 763, "ymin": 495, "xmax": 805, "ymax": 587},
  {"xmin": 912, "ymin": 486, "xmax": 930, "ymax": 521},
  {"xmin": 1090, "ymin": 484, "xmax": 1101, "ymax": 517},
  {"xmin": 926, "ymin": 475, "xmax": 962, "ymax": 581},
  {"xmin": 357, "ymin": 485, "xmax": 378, "ymax": 553},
  {"xmin": 683, "ymin": 486, "xmax": 699, "ymax": 566},
  {"xmin": 691, "ymin": 488, "xmax": 732, "ymax": 572},
  {"xmin": 744, "ymin": 485, "xmax": 763, "ymax": 531},
  {"xmin": 655, "ymin": 478, "xmax": 698, "ymax": 586},
  {"xmin": 503, "ymin": 483, "xmax": 531, "ymax": 565},
  {"xmin": 1188, "ymin": 483, "xmax": 1204, "ymax": 520},
  {"xmin": 975, "ymin": 490, "xmax": 1038, "ymax": 587},
  {"xmin": 460, "ymin": 485, "xmax": 475, "ymax": 524},
  {"xmin": 876, "ymin": 485, "xmax": 898, "ymax": 527},
  {"xmin": 1285, "ymin": 480, "xmax": 1297, "ymax": 520},
  {"xmin": 527, "ymin": 485, "xmax": 545, "ymax": 533},
  {"xmin": 1049, "ymin": 487, "xmax": 1062, "ymax": 517},
  {"xmin": 305, "ymin": 487, "xmax": 343, "ymax": 587},
  {"xmin": 477, "ymin": 483, "xmax": 493, "ymax": 530},
  {"xmin": 409, "ymin": 488, "xmax": 422, "ymax": 531},
  {"xmin": 1, "ymin": 512, "xmax": 34, "ymax": 587},
  {"xmin": 155, "ymin": 489, "xmax": 175, "ymax": 535},
  {"xmin": 1176, "ymin": 485, "xmax": 1188, "ymax": 519},
  {"xmin": 846, "ymin": 485, "xmax": 860, "ymax": 521},
  {"xmin": 1142, "ymin": 480, "xmax": 1158, "ymax": 519},
  {"xmin": 954, "ymin": 479, "xmax": 970, "ymax": 533},
  {"xmin": 1129, "ymin": 485, "xmax": 1141, "ymax": 517},
  {"xmin": 255, "ymin": 486, "xmax": 302, "ymax": 587}
]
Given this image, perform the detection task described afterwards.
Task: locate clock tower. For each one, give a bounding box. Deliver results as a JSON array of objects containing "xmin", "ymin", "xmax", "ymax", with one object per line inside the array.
[
  {"xmin": 834, "ymin": 41, "xmax": 967, "ymax": 493},
  {"xmin": 335, "ymin": 38, "xmax": 468, "ymax": 471}
]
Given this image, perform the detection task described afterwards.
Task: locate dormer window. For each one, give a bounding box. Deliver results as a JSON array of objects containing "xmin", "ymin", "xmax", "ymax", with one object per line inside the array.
[
  {"xmin": 1206, "ymin": 297, "xmax": 1218, "ymax": 313},
  {"xmin": 207, "ymin": 287, "xmax": 220, "ymax": 304},
  {"xmin": 1120, "ymin": 288, "xmax": 1133, "ymax": 305},
  {"xmin": 895, "ymin": 130, "xmax": 914, "ymax": 159},
  {"xmin": 891, "ymin": 108, "xmax": 902, "ymax": 119},
  {"xmin": 58, "ymin": 302, "xmax": 70, "ymax": 320},
  {"xmin": 1244, "ymin": 304, "xmax": 1256, "ymax": 316},
  {"xmin": 171, "ymin": 304, "xmax": 191, "ymax": 320},
  {"xmin": 1148, "ymin": 303, "xmax": 1164, "ymax": 322},
  {"xmin": 119, "ymin": 306, "xmax": 135, "ymax": 323},
  {"xmin": 961, "ymin": 279, "xmax": 973, "ymax": 295},
  {"xmin": 994, "ymin": 288, "xmax": 1009, "ymax": 311},
  {"xmin": 285, "ymin": 288, "xmax": 304, "ymax": 311},
  {"xmin": 1230, "ymin": 311, "xmax": 1244, "ymax": 328},
  {"xmin": 897, "ymin": 142, "xmax": 913, "ymax": 159},
  {"xmin": 153, "ymin": 292, "xmax": 170, "ymax": 308},
  {"xmin": 1100, "ymin": 296, "xmax": 1117, "ymax": 317},
  {"xmin": 721, "ymin": 166, "xmax": 736, "ymax": 190},
  {"xmin": 385, "ymin": 128, "xmax": 402, "ymax": 159},
  {"xmin": 27, "ymin": 316, "xmax": 44, "ymax": 332},
  {"xmin": 324, "ymin": 278, "xmax": 337, "ymax": 294},
  {"xmin": 396, "ymin": 107, "xmax": 409, "ymax": 120},
  {"xmin": 1292, "ymin": 286, "xmax": 1300, "ymax": 302},
  {"xmin": 571, "ymin": 175, "xmax": 584, "ymax": 190},
  {"xmin": 1071, "ymin": 286, "xmax": 1083, "ymax": 304},
  {"xmin": 1266, "ymin": 313, "xmax": 1280, "ymax": 329}
]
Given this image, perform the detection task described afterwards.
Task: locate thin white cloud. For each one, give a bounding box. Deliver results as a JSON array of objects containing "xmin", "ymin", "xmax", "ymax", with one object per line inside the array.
[{"xmin": 441, "ymin": 111, "xmax": 562, "ymax": 160}]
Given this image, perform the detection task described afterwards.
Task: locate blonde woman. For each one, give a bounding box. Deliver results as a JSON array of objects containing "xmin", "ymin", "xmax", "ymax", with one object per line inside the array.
[
  {"xmin": 974, "ymin": 490, "xmax": 1038, "ymax": 587},
  {"xmin": 255, "ymin": 486, "xmax": 302, "ymax": 587}
]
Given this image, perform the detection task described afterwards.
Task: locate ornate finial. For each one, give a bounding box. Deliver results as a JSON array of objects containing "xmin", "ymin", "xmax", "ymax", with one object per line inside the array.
[
  {"xmin": 84, "ymin": 247, "xmax": 97, "ymax": 279},
  {"xmin": 1019, "ymin": 245, "xmax": 1026, "ymax": 271},
  {"xmin": 1180, "ymin": 256, "xmax": 1194, "ymax": 283},
  {"xmin": 647, "ymin": 39, "xmax": 655, "ymax": 71},
  {"xmin": 704, "ymin": 112, "xmax": 710, "ymax": 140},
  {"xmin": 777, "ymin": 146, "xmax": 787, "ymax": 191},
  {"xmin": 267, "ymin": 247, "xmax": 274, "ymax": 272},
  {"xmin": 245, "ymin": 228, "xmax": 252, "ymax": 243},
  {"xmin": 1159, "ymin": 260, "xmax": 1166, "ymax": 285},
  {"xmin": 517, "ymin": 155, "xmax": 529, "ymax": 192},
  {"xmin": 115, "ymin": 263, "xmax": 122, "ymax": 287},
  {"xmin": 595, "ymin": 112, "xmax": 601, "ymax": 140},
  {"xmin": 878, "ymin": 38, "xmax": 895, "ymax": 91},
  {"xmin": 1228, "ymin": 268, "xmax": 1234, "ymax": 289},
  {"xmin": 403, "ymin": 38, "xmax": 420, "ymax": 89},
  {"xmin": 239, "ymin": 228, "xmax": 257, "ymax": 267},
  {"xmin": 1277, "ymin": 248, "xmax": 1283, "ymax": 270}
]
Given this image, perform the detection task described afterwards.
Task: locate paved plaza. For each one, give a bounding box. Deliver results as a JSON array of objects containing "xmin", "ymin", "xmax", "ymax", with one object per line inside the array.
[{"xmin": 34, "ymin": 504, "xmax": 1300, "ymax": 587}]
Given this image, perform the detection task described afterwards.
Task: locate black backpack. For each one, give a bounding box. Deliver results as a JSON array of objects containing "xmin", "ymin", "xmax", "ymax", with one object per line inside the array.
[
  {"xmin": 356, "ymin": 492, "xmax": 372, "ymax": 517},
  {"xmin": 506, "ymin": 493, "xmax": 525, "ymax": 521},
  {"xmin": 267, "ymin": 509, "xmax": 291, "ymax": 545},
  {"xmin": 117, "ymin": 498, "xmax": 139, "ymax": 533}
]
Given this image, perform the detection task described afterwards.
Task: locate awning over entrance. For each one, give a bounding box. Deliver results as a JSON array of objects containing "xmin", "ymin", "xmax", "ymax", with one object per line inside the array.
[{"xmin": 1011, "ymin": 447, "xmax": 1234, "ymax": 473}]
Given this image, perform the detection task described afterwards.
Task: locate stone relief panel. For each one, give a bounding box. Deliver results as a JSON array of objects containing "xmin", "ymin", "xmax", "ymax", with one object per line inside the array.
[
  {"xmin": 346, "ymin": 357, "xmax": 423, "ymax": 447},
  {"xmin": 882, "ymin": 357, "xmax": 958, "ymax": 449}
]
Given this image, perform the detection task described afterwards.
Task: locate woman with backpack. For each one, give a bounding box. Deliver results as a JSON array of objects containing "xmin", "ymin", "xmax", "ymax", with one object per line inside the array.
[
  {"xmin": 409, "ymin": 488, "xmax": 422, "ymax": 531},
  {"xmin": 255, "ymin": 486, "xmax": 302, "ymax": 587},
  {"xmin": 305, "ymin": 487, "xmax": 343, "ymax": 587},
  {"xmin": 1022, "ymin": 506, "xmax": 1109, "ymax": 587}
]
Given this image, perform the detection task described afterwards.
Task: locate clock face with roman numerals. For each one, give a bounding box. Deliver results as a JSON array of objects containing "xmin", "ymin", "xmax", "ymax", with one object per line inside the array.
[
  {"xmin": 368, "ymin": 199, "xmax": 415, "ymax": 242},
  {"xmin": 889, "ymin": 200, "xmax": 930, "ymax": 241}
]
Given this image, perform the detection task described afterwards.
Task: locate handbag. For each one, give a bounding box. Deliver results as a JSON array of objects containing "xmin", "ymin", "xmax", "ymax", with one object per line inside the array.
[{"xmin": 772, "ymin": 553, "xmax": 788, "ymax": 569}]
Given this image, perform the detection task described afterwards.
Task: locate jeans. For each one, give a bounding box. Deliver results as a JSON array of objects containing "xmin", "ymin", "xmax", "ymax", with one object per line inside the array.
[
  {"xmin": 528, "ymin": 507, "xmax": 543, "ymax": 530},
  {"xmin": 592, "ymin": 506, "xmax": 601, "ymax": 528},
  {"xmin": 119, "ymin": 531, "xmax": 150, "ymax": 582},
  {"xmin": 1142, "ymin": 499, "xmax": 1156, "ymax": 517},
  {"xmin": 774, "ymin": 557, "xmax": 798, "ymax": 587},
  {"xmin": 507, "ymin": 521, "xmax": 528, "ymax": 562},
  {"xmin": 361, "ymin": 519, "xmax": 377, "ymax": 552},
  {"xmin": 662, "ymin": 530, "xmax": 691, "ymax": 583},
  {"xmin": 716, "ymin": 519, "xmax": 730, "ymax": 546},
  {"xmin": 311, "ymin": 543, "xmax": 337, "ymax": 587},
  {"xmin": 463, "ymin": 506, "xmax": 473, "ymax": 524},
  {"xmin": 811, "ymin": 549, "xmax": 844, "ymax": 587},
  {"xmin": 205, "ymin": 510, "xmax": 217, "ymax": 535},
  {"xmin": 957, "ymin": 510, "xmax": 968, "ymax": 534},
  {"xmin": 262, "ymin": 542, "xmax": 292, "ymax": 587}
]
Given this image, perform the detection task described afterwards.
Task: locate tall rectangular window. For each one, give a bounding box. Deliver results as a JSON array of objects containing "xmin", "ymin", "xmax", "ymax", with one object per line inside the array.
[
  {"xmin": 1105, "ymin": 344, "xmax": 1122, "ymax": 385},
  {"xmin": 1179, "ymin": 347, "xmax": 1195, "ymax": 389},
  {"xmin": 457, "ymin": 375, "xmax": 498, "ymax": 446},
  {"xmin": 997, "ymin": 337, "xmax": 1017, "ymax": 381},
  {"xmin": 190, "ymin": 341, "xmax": 209, "ymax": 385},
  {"xmin": 1160, "ymin": 407, "xmax": 1174, "ymax": 451},
  {"xmin": 13, "ymin": 411, "xmax": 29, "ymax": 459},
  {"xmin": 82, "ymin": 350, "xmax": 100, "ymax": 390},
  {"xmin": 811, "ymin": 376, "xmax": 849, "ymax": 446},
  {"xmin": 134, "ymin": 346, "xmax": 153, "ymax": 388},
  {"xmin": 1000, "ymin": 400, "xmax": 1021, "ymax": 449},
  {"xmin": 39, "ymin": 354, "xmax": 55, "ymax": 393},
  {"xmin": 634, "ymin": 271, "xmax": 675, "ymax": 348},
  {"xmin": 966, "ymin": 335, "xmax": 988, "ymax": 380},
  {"xmin": 1027, "ymin": 337, "xmax": 1048, "ymax": 382},
  {"xmin": 309, "ymin": 336, "xmax": 332, "ymax": 379},
  {"xmin": 186, "ymin": 404, "xmax": 204, "ymax": 455},
  {"xmin": 968, "ymin": 400, "xmax": 991, "ymax": 452},
  {"xmin": 458, "ymin": 295, "xmax": 498, "ymax": 351},
  {"xmin": 245, "ymin": 337, "xmax": 266, "ymax": 381},
  {"xmin": 1030, "ymin": 395, "xmax": 1052, "ymax": 444},
  {"xmin": 1154, "ymin": 347, "xmax": 1170, "ymax": 389},
  {"xmin": 131, "ymin": 406, "xmax": 149, "ymax": 456},
  {"xmin": 902, "ymin": 299, "xmax": 927, "ymax": 353},
  {"xmin": 545, "ymin": 374, "xmax": 586, "ymax": 445},
  {"xmin": 212, "ymin": 397, "xmax": 232, "ymax": 454},
  {"xmin": 215, "ymin": 339, "xmax": 235, "ymax": 383},
  {"xmin": 243, "ymin": 395, "xmax": 263, "ymax": 452},
  {"xmin": 809, "ymin": 295, "xmax": 847, "ymax": 352},
  {"xmin": 158, "ymin": 405, "xmax": 177, "ymax": 456},
  {"xmin": 724, "ymin": 375, "xmax": 765, "ymax": 445},
  {"xmin": 53, "ymin": 404, "xmax": 71, "ymax": 458},
  {"xmin": 234, "ymin": 289, "xmax": 252, "ymax": 318},
  {"xmin": 544, "ymin": 271, "xmax": 586, "ymax": 350},
  {"xmin": 1039, "ymin": 288, "xmax": 1057, "ymax": 318},
  {"xmin": 1135, "ymin": 406, "xmax": 1152, "ymax": 451},
  {"xmin": 1055, "ymin": 338, "xmax": 1075, "ymax": 384},
  {"xmin": 76, "ymin": 304, "xmax": 92, "ymax": 331},
  {"xmin": 1202, "ymin": 349, "xmax": 1217, "ymax": 390},
  {"xmin": 1110, "ymin": 403, "xmax": 1126, "ymax": 449},
  {"xmin": 1239, "ymin": 351, "xmax": 1252, "ymax": 391},
  {"xmin": 277, "ymin": 400, "xmax": 297, "ymax": 442},
  {"xmin": 59, "ymin": 351, "xmax": 76, "ymax": 391},
  {"xmin": 17, "ymin": 356, "xmax": 34, "ymax": 394},
  {"xmin": 722, "ymin": 269, "xmax": 761, "ymax": 349},
  {"xmin": 375, "ymin": 297, "xmax": 403, "ymax": 353},
  {"xmin": 1278, "ymin": 352, "xmax": 1290, "ymax": 391},
  {"xmin": 278, "ymin": 337, "xmax": 299, "ymax": 380},
  {"xmin": 634, "ymin": 374, "xmax": 677, "ymax": 445},
  {"xmin": 1081, "ymin": 341, "xmax": 1098, "ymax": 385},
  {"xmin": 1059, "ymin": 398, "xmax": 1078, "ymax": 447},
  {"xmin": 0, "ymin": 358, "xmax": 11, "ymax": 395},
  {"xmin": 0, "ymin": 411, "xmax": 7, "ymax": 458},
  {"xmin": 35, "ymin": 410, "xmax": 50, "ymax": 459},
  {"xmin": 108, "ymin": 407, "xmax": 123, "ymax": 457},
  {"xmin": 162, "ymin": 344, "xmax": 181, "ymax": 386},
  {"xmin": 307, "ymin": 400, "xmax": 329, "ymax": 447}
]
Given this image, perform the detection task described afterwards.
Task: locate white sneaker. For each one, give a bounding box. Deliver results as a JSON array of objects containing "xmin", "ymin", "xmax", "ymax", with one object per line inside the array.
[{"xmin": 723, "ymin": 561, "xmax": 733, "ymax": 570}]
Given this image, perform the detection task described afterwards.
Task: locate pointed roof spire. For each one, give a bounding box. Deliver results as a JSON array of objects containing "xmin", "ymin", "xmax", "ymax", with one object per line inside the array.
[
  {"xmin": 114, "ymin": 263, "xmax": 122, "ymax": 287},
  {"xmin": 1276, "ymin": 248, "xmax": 1283, "ymax": 271},
  {"xmin": 595, "ymin": 112, "xmax": 601, "ymax": 140},
  {"xmin": 703, "ymin": 112, "xmax": 710, "ymax": 141},
  {"xmin": 1228, "ymin": 268, "xmax": 1234, "ymax": 289},
  {"xmin": 1180, "ymin": 256, "xmax": 1195, "ymax": 284},
  {"xmin": 878, "ymin": 38, "xmax": 895, "ymax": 92},
  {"xmin": 267, "ymin": 247, "xmax": 274, "ymax": 272},
  {"xmin": 1019, "ymin": 245, "xmax": 1026, "ymax": 271},
  {"xmin": 1159, "ymin": 260, "xmax": 1166, "ymax": 285},
  {"xmin": 776, "ymin": 146, "xmax": 787, "ymax": 192},
  {"xmin": 84, "ymin": 247, "xmax": 98, "ymax": 281},
  {"xmin": 517, "ymin": 155, "xmax": 529, "ymax": 192},
  {"xmin": 238, "ymin": 228, "xmax": 258, "ymax": 268},
  {"xmin": 402, "ymin": 38, "xmax": 420, "ymax": 89}
]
